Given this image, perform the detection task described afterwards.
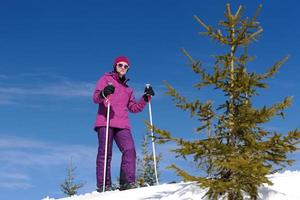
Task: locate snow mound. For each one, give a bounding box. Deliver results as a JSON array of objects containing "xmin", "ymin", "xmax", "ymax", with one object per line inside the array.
[
  {"xmin": 259, "ymin": 170, "xmax": 300, "ymax": 200},
  {"xmin": 43, "ymin": 170, "xmax": 300, "ymax": 200}
]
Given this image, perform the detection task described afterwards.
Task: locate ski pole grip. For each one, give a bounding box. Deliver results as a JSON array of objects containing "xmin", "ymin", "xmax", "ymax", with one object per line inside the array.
[
  {"xmin": 145, "ymin": 83, "xmax": 151, "ymax": 101},
  {"xmin": 105, "ymin": 82, "xmax": 113, "ymax": 102}
]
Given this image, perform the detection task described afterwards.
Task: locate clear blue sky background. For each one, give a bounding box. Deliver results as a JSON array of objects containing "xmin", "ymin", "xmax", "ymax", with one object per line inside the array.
[{"xmin": 1, "ymin": 0, "xmax": 299, "ymax": 199}]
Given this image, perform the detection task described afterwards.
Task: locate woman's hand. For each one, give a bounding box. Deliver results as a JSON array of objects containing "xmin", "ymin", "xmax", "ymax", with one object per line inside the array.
[
  {"xmin": 143, "ymin": 86, "xmax": 155, "ymax": 102},
  {"xmin": 101, "ymin": 85, "xmax": 115, "ymax": 98}
]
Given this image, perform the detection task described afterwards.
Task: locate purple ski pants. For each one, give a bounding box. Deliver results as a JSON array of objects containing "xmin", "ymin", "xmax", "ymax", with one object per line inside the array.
[{"xmin": 96, "ymin": 127, "xmax": 136, "ymax": 188}]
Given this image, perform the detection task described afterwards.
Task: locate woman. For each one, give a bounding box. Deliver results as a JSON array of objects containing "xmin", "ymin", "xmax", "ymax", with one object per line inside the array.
[{"xmin": 93, "ymin": 56, "xmax": 154, "ymax": 191}]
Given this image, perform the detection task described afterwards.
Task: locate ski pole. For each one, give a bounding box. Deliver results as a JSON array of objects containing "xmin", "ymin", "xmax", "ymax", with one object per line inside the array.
[
  {"xmin": 103, "ymin": 83, "xmax": 112, "ymax": 192},
  {"xmin": 146, "ymin": 84, "xmax": 159, "ymax": 185}
]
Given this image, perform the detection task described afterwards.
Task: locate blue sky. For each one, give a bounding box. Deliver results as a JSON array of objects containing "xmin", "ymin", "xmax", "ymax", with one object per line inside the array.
[{"xmin": 0, "ymin": 0, "xmax": 299, "ymax": 199}]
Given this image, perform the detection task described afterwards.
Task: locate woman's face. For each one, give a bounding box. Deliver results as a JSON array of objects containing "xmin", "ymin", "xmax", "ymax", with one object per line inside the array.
[{"xmin": 115, "ymin": 61, "xmax": 129, "ymax": 77}]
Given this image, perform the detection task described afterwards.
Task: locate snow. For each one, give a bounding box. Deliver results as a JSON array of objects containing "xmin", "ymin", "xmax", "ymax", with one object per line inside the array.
[{"xmin": 42, "ymin": 170, "xmax": 300, "ymax": 200}]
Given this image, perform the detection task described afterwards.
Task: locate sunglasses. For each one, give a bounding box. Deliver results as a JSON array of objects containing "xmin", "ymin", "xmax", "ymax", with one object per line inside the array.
[{"xmin": 117, "ymin": 63, "xmax": 129, "ymax": 69}]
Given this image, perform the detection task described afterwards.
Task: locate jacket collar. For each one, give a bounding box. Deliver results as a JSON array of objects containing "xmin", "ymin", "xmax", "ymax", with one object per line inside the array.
[{"xmin": 109, "ymin": 72, "xmax": 130, "ymax": 87}]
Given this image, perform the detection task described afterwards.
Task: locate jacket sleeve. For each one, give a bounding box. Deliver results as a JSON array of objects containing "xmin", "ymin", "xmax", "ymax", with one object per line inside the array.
[
  {"xmin": 93, "ymin": 76, "xmax": 107, "ymax": 104},
  {"xmin": 127, "ymin": 90, "xmax": 147, "ymax": 113}
]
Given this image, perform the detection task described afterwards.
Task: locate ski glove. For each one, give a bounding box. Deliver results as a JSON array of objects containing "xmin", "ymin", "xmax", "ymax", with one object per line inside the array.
[
  {"xmin": 100, "ymin": 85, "xmax": 115, "ymax": 99},
  {"xmin": 143, "ymin": 86, "xmax": 155, "ymax": 102}
]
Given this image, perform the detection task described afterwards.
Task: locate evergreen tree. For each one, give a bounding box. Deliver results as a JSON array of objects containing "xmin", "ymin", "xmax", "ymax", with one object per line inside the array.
[
  {"xmin": 60, "ymin": 159, "xmax": 84, "ymax": 197},
  {"xmin": 137, "ymin": 133, "xmax": 161, "ymax": 187},
  {"xmin": 152, "ymin": 4, "xmax": 300, "ymax": 200}
]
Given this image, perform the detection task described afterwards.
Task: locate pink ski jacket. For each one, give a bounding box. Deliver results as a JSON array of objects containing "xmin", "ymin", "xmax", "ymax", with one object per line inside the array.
[{"xmin": 93, "ymin": 72, "xmax": 147, "ymax": 130}]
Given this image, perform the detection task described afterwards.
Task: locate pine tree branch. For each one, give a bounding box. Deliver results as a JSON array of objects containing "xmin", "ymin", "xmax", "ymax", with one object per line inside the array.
[
  {"xmin": 164, "ymin": 81, "xmax": 187, "ymax": 106},
  {"xmin": 181, "ymin": 48, "xmax": 207, "ymax": 77},
  {"xmin": 181, "ymin": 48, "xmax": 196, "ymax": 63},
  {"xmin": 250, "ymin": 4, "xmax": 263, "ymax": 27},
  {"xmin": 257, "ymin": 56, "xmax": 289, "ymax": 80},
  {"xmin": 194, "ymin": 15, "xmax": 229, "ymax": 44},
  {"xmin": 193, "ymin": 15, "xmax": 210, "ymax": 32},
  {"xmin": 247, "ymin": 28, "xmax": 263, "ymax": 42},
  {"xmin": 168, "ymin": 164, "xmax": 205, "ymax": 182},
  {"xmin": 146, "ymin": 122, "xmax": 175, "ymax": 144}
]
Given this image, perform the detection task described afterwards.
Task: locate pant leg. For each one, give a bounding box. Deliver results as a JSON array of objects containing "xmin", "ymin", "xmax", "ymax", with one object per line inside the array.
[
  {"xmin": 96, "ymin": 127, "xmax": 114, "ymax": 188},
  {"xmin": 114, "ymin": 128, "xmax": 136, "ymax": 185}
]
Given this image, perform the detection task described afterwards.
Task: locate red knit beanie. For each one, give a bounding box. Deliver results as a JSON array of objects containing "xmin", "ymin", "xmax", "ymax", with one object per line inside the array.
[{"xmin": 113, "ymin": 56, "xmax": 130, "ymax": 66}]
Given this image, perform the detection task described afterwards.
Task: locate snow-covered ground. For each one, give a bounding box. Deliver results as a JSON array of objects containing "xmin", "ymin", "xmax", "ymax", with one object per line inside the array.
[{"xmin": 43, "ymin": 170, "xmax": 300, "ymax": 200}]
